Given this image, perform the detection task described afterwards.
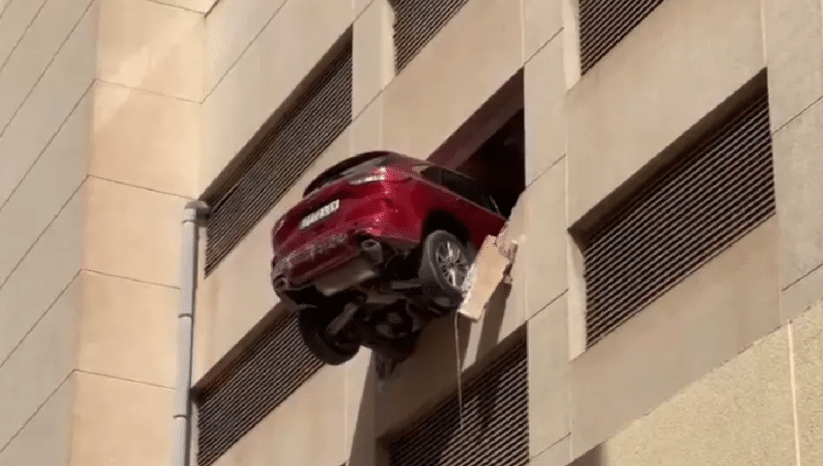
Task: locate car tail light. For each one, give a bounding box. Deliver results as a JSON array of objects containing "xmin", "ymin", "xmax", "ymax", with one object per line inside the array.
[{"xmin": 349, "ymin": 167, "xmax": 388, "ymax": 186}]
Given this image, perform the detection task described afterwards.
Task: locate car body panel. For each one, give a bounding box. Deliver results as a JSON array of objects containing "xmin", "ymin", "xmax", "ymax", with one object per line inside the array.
[{"xmin": 271, "ymin": 151, "xmax": 507, "ymax": 294}]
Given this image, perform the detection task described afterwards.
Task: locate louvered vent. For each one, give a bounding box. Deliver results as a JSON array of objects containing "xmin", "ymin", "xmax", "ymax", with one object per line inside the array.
[
  {"xmin": 391, "ymin": 0, "xmax": 471, "ymax": 73},
  {"xmin": 388, "ymin": 333, "xmax": 528, "ymax": 466},
  {"xmin": 579, "ymin": 0, "xmax": 667, "ymax": 74},
  {"xmin": 204, "ymin": 41, "xmax": 353, "ymax": 275},
  {"xmin": 580, "ymin": 89, "xmax": 775, "ymax": 349},
  {"xmin": 194, "ymin": 313, "xmax": 324, "ymax": 466}
]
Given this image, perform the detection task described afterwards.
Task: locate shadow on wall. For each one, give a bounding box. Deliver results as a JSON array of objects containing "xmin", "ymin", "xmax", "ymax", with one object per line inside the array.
[
  {"xmin": 348, "ymin": 354, "xmax": 381, "ymax": 466},
  {"xmin": 572, "ymin": 445, "xmax": 608, "ymax": 466},
  {"xmin": 346, "ymin": 281, "xmax": 512, "ymax": 465}
]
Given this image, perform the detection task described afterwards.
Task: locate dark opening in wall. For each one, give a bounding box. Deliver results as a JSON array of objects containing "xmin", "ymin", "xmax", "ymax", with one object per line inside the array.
[
  {"xmin": 430, "ymin": 71, "xmax": 526, "ymax": 219},
  {"xmin": 455, "ymin": 110, "xmax": 525, "ymax": 218},
  {"xmin": 579, "ymin": 0, "xmax": 667, "ymax": 74},
  {"xmin": 391, "ymin": 0, "xmax": 472, "ymax": 73},
  {"xmin": 386, "ymin": 329, "xmax": 529, "ymax": 466},
  {"xmin": 202, "ymin": 34, "xmax": 353, "ymax": 275},
  {"xmin": 572, "ymin": 75, "xmax": 775, "ymax": 348}
]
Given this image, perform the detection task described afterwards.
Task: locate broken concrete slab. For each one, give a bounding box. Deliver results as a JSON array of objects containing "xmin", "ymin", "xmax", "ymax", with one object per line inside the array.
[{"xmin": 457, "ymin": 192, "xmax": 526, "ymax": 321}]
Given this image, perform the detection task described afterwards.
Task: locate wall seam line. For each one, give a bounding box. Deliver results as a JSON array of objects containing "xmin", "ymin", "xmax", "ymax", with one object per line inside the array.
[
  {"xmin": 75, "ymin": 369, "xmax": 175, "ymax": 390},
  {"xmin": 526, "ymin": 153, "xmax": 566, "ymax": 190},
  {"xmin": 773, "ymin": 92, "xmax": 823, "ymax": 135},
  {"xmin": 0, "ymin": 270, "xmax": 82, "ymax": 372},
  {"xmin": 0, "ymin": 0, "xmax": 17, "ymax": 21},
  {"xmin": 529, "ymin": 432, "xmax": 571, "ymax": 461},
  {"xmin": 87, "ymin": 175, "xmax": 195, "ymax": 200},
  {"xmin": 0, "ymin": 175, "xmax": 89, "ymax": 292},
  {"xmin": 524, "ymin": 27, "xmax": 564, "ymax": 67},
  {"xmin": 82, "ymin": 269, "xmax": 181, "ymax": 290},
  {"xmin": 0, "ymin": 0, "xmax": 95, "ymax": 141},
  {"xmin": 201, "ymin": 0, "xmax": 292, "ymax": 103},
  {"xmin": 0, "ymin": 81, "xmax": 94, "ymax": 217},
  {"xmin": 0, "ymin": 0, "xmax": 48, "ymax": 78},
  {"xmin": 97, "ymin": 78, "xmax": 201, "ymax": 103},
  {"xmin": 782, "ymin": 260, "xmax": 823, "ymax": 293},
  {"xmin": 527, "ymin": 289, "xmax": 569, "ymax": 322},
  {"xmin": 144, "ymin": 0, "xmax": 204, "ymax": 14},
  {"xmin": 0, "ymin": 370, "xmax": 74, "ymax": 456},
  {"xmin": 354, "ymin": 0, "xmax": 376, "ymax": 22}
]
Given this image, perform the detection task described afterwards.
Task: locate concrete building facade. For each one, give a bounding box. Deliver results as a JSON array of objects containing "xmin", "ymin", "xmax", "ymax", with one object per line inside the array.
[{"xmin": 0, "ymin": 0, "xmax": 822, "ymax": 465}]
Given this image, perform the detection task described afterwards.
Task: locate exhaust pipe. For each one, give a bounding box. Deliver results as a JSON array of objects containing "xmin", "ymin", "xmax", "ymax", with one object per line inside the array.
[{"xmin": 361, "ymin": 239, "xmax": 383, "ymax": 264}]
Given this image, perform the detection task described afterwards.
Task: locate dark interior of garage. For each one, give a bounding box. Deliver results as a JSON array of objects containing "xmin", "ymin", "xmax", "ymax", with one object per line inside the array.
[{"xmin": 456, "ymin": 109, "xmax": 526, "ymax": 218}]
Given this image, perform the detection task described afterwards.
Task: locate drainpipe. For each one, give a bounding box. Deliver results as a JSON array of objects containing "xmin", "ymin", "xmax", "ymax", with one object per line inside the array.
[{"xmin": 172, "ymin": 200, "xmax": 210, "ymax": 466}]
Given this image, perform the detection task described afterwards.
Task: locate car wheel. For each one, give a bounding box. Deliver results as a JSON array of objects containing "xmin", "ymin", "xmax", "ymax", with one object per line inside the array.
[
  {"xmin": 297, "ymin": 306, "xmax": 359, "ymax": 365},
  {"xmin": 418, "ymin": 230, "xmax": 474, "ymax": 311}
]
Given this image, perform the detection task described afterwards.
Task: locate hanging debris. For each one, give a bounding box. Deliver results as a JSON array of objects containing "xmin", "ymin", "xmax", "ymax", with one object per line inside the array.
[{"xmin": 457, "ymin": 193, "xmax": 526, "ymax": 322}]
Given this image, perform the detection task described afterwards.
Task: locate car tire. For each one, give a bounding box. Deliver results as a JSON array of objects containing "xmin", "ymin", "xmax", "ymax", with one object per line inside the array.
[
  {"xmin": 418, "ymin": 230, "xmax": 475, "ymax": 311},
  {"xmin": 297, "ymin": 306, "xmax": 359, "ymax": 365}
]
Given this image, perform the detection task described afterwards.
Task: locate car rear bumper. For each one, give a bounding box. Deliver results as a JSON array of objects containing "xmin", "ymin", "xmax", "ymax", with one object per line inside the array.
[{"xmin": 271, "ymin": 210, "xmax": 418, "ymax": 295}]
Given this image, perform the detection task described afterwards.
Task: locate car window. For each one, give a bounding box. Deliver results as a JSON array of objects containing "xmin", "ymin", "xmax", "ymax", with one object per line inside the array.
[
  {"xmin": 412, "ymin": 165, "xmax": 499, "ymax": 214},
  {"xmin": 412, "ymin": 164, "xmax": 443, "ymax": 185},
  {"xmin": 440, "ymin": 170, "xmax": 494, "ymax": 211},
  {"xmin": 305, "ymin": 155, "xmax": 395, "ymax": 195}
]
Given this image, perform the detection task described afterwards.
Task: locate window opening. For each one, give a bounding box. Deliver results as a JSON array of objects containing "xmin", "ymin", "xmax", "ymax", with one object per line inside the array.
[{"xmin": 454, "ymin": 109, "xmax": 525, "ymax": 218}]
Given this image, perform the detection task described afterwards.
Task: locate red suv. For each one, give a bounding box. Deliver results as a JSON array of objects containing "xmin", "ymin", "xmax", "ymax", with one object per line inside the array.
[{"xmin": 271, "ymin": 151, "xmax": 506, "ymax": 365}]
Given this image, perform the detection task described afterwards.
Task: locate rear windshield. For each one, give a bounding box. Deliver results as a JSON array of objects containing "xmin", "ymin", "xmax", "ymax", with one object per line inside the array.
[{"xmin": 303, "ymin": 153, "xmax": 397, "ymax": 196}]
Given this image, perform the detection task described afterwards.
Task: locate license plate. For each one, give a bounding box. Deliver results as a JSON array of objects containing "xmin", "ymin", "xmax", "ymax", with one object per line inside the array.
[{"xmin": 299, "ymin": 199, "xmax": 340, "ymax": 229}]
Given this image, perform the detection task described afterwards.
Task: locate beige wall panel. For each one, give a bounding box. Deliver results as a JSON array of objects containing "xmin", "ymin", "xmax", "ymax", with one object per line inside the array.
[
  {"xmin": 570, "ymin": 219, "xmax": 780, "ymax": 456},
  {"xmin": 78, "ymin": 271, "xmax": 178, "ymax": 388},
  {"xmin": 781, "ymin": 264, "xmax": 823, "ymax": 323},
  {"xmin": 528, "ymin": 296, "xmax": 571, "ymax": 458},
  {"xmin": 159, "ymin": 0, "xmax": 216, "ymax": 13},
  {"xmin": 523, "ymin": 157, "xmax": 567, "ymax": 318},
  {"xmin": 84, "ymin": 177, "xmax": 188, "ymax": 287},
  {"xmin": 532, "ymin": 436, "xmax": 571, "ymax": 466},
  {"xmin": 566, "ymin": 0, "xmax": 764, "ymax": 223},
  {"xmin": 355, "ymin": 0, "xmax": 374, "ymax": 18},
  {"xmin": 0, "ymin": 0, "xmax": 49, "ymax": 68},
  {"xmin": 90, "ymin": 81, "xmax": 200, "ymax": 197},
  {"xmin": 0, "ymin": 185, "xmax": 83, "ymax": 361},
  {"xmin": 586, "ymin": 326, "xmax": 795, "ymax": 466},
  {"xmin": 98, "ymin": 0, "xmax": 204, "ymax": 101},
  {"xmin": 0, "ymin": 274, "xmax": 79, "ymax": 447},
  {"xmin": 763, "ymin": 0, "xmax": 823, "ymax": 129},
  {"xmin": 523, "ymin": 0, "xmax": 563, "ymax": 62},
  {"xmin": 353, "ymin": 0, "xmax": 394, "ymax": 115},
  {"xmin": 0, "ymin": 376, "xmax": 74, "ymax": 466},
  {"xmin": 524, "ymin": 35, "xmax": 566, "ymax": 185},
  {"xmin": 0, "ymin": 0, "xmax": 94, "ymax": 133},
  {"xmin": 0, "ymin": 90, "xmax": 90, "ymax": 284},
  {"xmin": 382, "ymin": 0, "xmax": 523, "ymax": 159},
  {"xmin": 792, "ymin": 301, "xmax": 823, "ymax": 463},
  {"xmin": 0, "ymin": 2, "xmax": 95, "ymax": 207},
  {"xmin": 204, "ymin": 0, "xmax": 288, "ymax": 95},
  {"xmin": 352, "ymin": 92, "xmax": 383, "ymax": 154},
  {"xmin": 69, "ymin": 372, "xmax": 174, "ymax": 466},
  {"xmin": 772, "ymin": 98, "xmax": 823, "ymax": 308}
]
